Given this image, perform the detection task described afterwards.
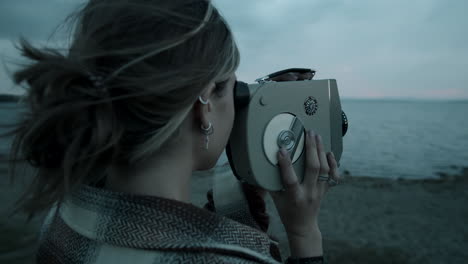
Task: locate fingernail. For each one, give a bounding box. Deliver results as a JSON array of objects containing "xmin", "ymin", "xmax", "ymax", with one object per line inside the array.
[
  {"xmin": 308, "ymin": 130, "xmax": 314, "ymax": 137},
  {"xmin": 316, "ymin": 134, "xmax": 322, "ymax": 142},
  {"xmin": 280, "ymin": 148, "xmax": 288, "ymax": 157},
  {"xmin": 331, "ymin": 152, "xmax": 335, "ymax": 157}
]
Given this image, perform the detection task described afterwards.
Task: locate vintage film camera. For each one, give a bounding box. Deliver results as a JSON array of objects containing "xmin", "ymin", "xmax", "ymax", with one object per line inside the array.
[{"xmin": 225, "ymin": 68, "xmax": 349, "ymax": 191}]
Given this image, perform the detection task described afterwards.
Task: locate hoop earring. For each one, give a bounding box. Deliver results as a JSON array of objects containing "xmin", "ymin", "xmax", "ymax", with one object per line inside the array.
[{"xmin": 199, "ymin": 96, "xmax": 209, "ymax": 105}]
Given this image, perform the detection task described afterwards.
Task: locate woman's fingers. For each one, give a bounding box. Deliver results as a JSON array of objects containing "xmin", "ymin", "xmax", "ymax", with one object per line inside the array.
[
  {"xmin": 324, "ymin": 152, "xmax": 340, "ymax": 193},
  {"xmin": 298, "ymin": 72, "xmax": 313, "ymax": 80},
  {"xmin": 273, "ymin": 129, "xmax": 337, "ymax": 200},
  {"xmin": 303, "ymin": 130, "xmax": 321, "ymax": 190},
  {"xmin": 315, "ymin": 134, "xmax": 330, "ymax": 194},
  {"xmin": 270, "ymin": 72, "xmax": 299, "ymax": 82},
  {"xmin": 272, "ymin": 148, "xmax": 302, "ymax": 201}
]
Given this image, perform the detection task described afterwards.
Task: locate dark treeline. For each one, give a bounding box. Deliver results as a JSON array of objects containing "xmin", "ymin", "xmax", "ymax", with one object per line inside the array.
[{"xmin": 0, "ymin": 94, "xmax": 22, "ymax": 103}]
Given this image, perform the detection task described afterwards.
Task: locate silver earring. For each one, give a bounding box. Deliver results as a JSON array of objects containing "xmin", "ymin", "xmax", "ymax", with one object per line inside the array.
[
  {"xmin": 201, "ymin": 122, "xmax": 214, "ymax": 150},
  {"xmin": 199, "ymin": 96, "xmax": 209, "ymax": 105},
  {"xmin": 199, "ymin": 96, "xmax": 214, "ymax": 150}
]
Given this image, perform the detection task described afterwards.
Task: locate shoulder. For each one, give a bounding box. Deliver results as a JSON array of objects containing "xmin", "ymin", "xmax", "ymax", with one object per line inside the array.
[
  {"xmin": 153, "ymin": 251, "xmax": 269, "ymax": 264},
  {"xmin": 89, "ymin": 245, "xmax": 277, "ymax": 264}
]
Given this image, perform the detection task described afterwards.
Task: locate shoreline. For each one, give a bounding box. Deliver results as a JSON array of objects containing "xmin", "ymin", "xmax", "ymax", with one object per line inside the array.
[
  {"xmin": 276, "ymin": 167, "xmax": 468, "ymax": 263},
  {"xmin": 193, "ymin": 165, "xmax": 468, "ymax": 263},
  {"xmin": 1, "ymin": 162, "xmax": 467, "ymax": 263}
]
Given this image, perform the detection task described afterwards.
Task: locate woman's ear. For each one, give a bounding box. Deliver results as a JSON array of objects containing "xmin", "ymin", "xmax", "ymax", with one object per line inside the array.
[{"xmin": 202, "ymin": 83, "xmax": 217, "ymax": 112}]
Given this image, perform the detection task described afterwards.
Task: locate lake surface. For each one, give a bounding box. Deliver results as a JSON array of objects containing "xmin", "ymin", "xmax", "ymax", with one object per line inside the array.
[
  {"xmin": 1, "ymin": 99, "xmax": 467, "ymax": 179},
  {"xmin": 337, "ymin": 99, "xmax": 468, "ymax": 179}
]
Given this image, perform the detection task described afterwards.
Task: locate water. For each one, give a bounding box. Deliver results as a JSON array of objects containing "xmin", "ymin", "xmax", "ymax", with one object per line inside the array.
[
  {"xmin": 0, "ymin": 103, "xmax": 23, "ymax": 154},
  {"xmin": 1, "ymin": 99, "xmax": 468, "ymax": 179},
  {"xmin": 338, "ymin": 99, "xmax": 468, "ymax": 179}
]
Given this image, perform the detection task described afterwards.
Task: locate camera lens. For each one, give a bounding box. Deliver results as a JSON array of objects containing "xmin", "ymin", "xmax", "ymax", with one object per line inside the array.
[{"xmin": 342, "ymin": 111, "xmax": 348, "ymax": 137}]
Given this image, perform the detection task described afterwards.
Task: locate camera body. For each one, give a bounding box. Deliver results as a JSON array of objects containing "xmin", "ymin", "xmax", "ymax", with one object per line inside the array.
[{"xmin": 225, "ymin": 78, "xmax": 346, "ymax": 191}]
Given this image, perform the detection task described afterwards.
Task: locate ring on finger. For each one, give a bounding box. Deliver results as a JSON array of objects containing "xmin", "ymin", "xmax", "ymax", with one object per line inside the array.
[
  {"xmin": 318, "ymin": 175, "xmax": 329, "ymax": 182},
  {"xmin": 327, "ymin": 178, "xmax": 338, "ymax": 186}
]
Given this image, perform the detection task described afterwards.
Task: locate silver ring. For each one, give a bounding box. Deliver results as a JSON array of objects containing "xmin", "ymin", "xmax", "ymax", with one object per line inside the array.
[
  {"xmin": 327, "ymin": 178, "xmax": 338, "ymax": 187},
  {"xmin": 318, "ymin": 175, "xmax": 329, "ymax": 182}
]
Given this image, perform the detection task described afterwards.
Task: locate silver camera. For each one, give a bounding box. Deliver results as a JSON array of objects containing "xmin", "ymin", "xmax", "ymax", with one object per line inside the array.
[{"xmin": 225, "ymin": 68, "xmax": 348, "ymax": 191}]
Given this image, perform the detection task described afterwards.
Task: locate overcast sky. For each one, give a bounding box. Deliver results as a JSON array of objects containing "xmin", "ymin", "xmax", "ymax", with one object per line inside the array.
[{"xmin": 1, "ymin": 0, "xmax": 467, "ymax": 99}]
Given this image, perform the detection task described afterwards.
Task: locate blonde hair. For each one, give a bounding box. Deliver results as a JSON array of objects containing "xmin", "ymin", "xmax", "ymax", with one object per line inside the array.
[{"xmin": 6, "ymin": 0, "xmax": 240, "ymax": 219}]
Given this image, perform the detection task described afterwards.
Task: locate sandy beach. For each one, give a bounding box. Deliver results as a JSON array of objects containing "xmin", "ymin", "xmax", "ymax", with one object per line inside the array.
[{"xmin": 1, "ymin": 158, "xmax": 467, "ymax": 264}]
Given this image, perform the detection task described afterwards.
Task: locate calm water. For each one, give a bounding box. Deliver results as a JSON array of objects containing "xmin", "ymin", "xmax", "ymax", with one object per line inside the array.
[
  {"xmin": 337, "ymin": 99, "xmax": 468, "ymax": 179},
  {"xmin": 1, "ymin": 100, "xmax": 468, "ymax": 179},
  {"xmin": 0, "ymin": 103, "xmax": 22, "ymax": 155}
]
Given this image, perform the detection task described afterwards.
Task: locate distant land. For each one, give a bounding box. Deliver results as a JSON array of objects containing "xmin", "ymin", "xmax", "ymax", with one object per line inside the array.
[
  {"xmin": 1, "ymin": 93, "xmax": 467, "ymax": 104},
  {"xmin": 0, "ymin": 94, "xmax": 22, "ymax": 103},
  {"xmin": 341, "ymin": 97, "xmax": 468, "ymax": 103}
]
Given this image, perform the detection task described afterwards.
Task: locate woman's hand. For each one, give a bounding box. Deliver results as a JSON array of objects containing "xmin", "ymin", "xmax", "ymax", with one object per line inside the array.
[
  {"xmin": 269, "ymin": 129, "xmax": 340, "ymax": 238},
  {"xmin": 239, "ymin": 70, "xmax": 325, "ymax": 235}
]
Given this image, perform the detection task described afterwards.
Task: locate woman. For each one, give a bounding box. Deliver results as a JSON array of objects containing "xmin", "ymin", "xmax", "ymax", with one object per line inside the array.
[{"xmin": 7, "ymin": 0, "xmax": 340, "ymax": 263}]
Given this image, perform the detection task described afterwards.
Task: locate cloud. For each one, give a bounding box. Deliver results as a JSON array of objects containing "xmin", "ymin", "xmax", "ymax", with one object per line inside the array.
[
  {"xmin": 214, "ymin": 0, "xmax": 468, "ymax": 98},
  {"xmin": 0, "ymin": 0, "xmax": 85, "ymax": 40},
  {"xmin": 1, "ymin": 0, "xmax": 467, "ymax": 99}
]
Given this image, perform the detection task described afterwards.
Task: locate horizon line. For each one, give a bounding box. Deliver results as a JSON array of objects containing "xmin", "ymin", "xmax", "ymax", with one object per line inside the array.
[
  {"xmin": 1, "ymin": 93, "xmax": 467, "ymax": 103},
  {"xmin": 341, "ymin": 97, "xmax": 468, "ymax": 101}
]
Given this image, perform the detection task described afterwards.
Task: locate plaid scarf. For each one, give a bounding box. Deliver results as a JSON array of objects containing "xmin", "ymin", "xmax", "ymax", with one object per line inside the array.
[{"xmin": 37, "ymin": 184, "xmax": 283, "ymax": 263}]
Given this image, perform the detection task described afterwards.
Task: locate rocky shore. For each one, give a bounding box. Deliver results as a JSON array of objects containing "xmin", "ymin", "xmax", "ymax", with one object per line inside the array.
[
  {"xmin": 193, "ymin": 165, "xmax": 468, "ymax": 264},
  {"xmin": 1, "ymin": 158, "xmax": 467, "ymax": 263}
]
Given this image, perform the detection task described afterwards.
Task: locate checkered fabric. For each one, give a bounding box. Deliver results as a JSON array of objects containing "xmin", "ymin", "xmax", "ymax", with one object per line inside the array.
[{"xmin": 36, "ymin": 184, "xmax": 284, "ymax": 264}]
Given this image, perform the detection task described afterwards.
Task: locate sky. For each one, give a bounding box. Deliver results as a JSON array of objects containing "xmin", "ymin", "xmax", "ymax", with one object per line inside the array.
[{"xmin": 0, "ymin": 0, "xmax": 467, "ymax": 99}]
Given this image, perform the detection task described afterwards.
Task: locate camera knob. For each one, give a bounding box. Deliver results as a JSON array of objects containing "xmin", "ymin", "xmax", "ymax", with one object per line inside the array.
[{"xmin": 277, "ymin": 130, "xmax": 296, "ymax": 151}]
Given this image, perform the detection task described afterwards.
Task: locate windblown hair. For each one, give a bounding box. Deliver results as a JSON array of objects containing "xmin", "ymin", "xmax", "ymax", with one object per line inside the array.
[{"xmin": 4, "ymin": 0, "xmax": 240, "ymax": 219}]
